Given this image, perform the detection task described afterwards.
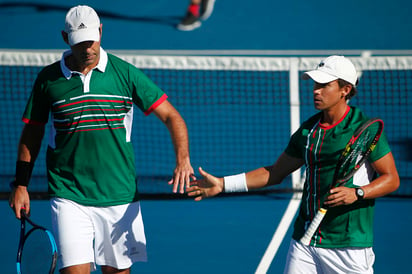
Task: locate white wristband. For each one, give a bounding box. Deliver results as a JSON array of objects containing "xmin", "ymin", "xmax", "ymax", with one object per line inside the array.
[{"xmin": 223, "ymin": 173, "xmax": 248, "ymax": 193}]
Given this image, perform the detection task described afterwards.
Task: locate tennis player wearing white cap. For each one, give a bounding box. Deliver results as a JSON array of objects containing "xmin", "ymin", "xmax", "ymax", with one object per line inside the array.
[
  {"xmin": 9, "ymin": 5, "xmax": 195, "ymax": 274},
  {"xmin": 187, "ymin": 55, "xmax": 399, "ymax": 273},
  {"xmin": 303, "ymin": 55, "xmax": 358, "ymax": 86}
]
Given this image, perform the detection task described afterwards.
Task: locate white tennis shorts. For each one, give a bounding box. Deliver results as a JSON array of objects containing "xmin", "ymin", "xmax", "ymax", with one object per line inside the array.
[
  {"xmin": 50, "ymin": 198, "xmax": 147, "ymax": 271},
  {"xmin": 284, "ymin": 239, "xmax": 375, "ymax": 274}
]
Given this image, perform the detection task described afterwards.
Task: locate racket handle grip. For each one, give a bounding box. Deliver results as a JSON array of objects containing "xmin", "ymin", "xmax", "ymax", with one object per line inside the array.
[{"xmin": 299, "ymin": 208, "xmax": 327, "ymax": 246}]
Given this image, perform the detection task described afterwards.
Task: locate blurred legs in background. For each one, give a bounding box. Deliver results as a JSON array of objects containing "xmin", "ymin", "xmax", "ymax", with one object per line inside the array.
[{"xmin": 177, "ymin": 0, "xmax": 216, "ymax": 31}]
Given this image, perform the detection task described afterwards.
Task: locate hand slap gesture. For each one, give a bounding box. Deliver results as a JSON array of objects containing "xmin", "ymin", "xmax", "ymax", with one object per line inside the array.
[{"xmin": 187, "ymin": 167, "xmax": 224, "ymax": 201}]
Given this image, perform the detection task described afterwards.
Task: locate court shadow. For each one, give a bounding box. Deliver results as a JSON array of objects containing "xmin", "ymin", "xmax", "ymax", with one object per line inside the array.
[
  {"xmin": 0, "ymin": 2, "xmax": 181, "ymax": 27},
  {"xmin": 111, "ymin": 203, "xmax": 147, "ymax": 259}
]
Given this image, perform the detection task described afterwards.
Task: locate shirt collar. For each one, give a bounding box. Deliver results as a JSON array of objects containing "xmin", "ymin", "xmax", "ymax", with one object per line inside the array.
[{"xmin": 60, "ymin": 47, "xmax": 108, "ymax": 79}]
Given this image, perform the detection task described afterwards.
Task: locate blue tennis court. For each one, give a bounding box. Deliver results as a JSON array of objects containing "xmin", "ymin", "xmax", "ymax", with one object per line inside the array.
[
  {"xmin": 1, "ymin": 197, "xmax": 412, "ymax": 274},
  {"xmin": 1, "ymin": 0, "xmax": 412, "ymax": 273}
]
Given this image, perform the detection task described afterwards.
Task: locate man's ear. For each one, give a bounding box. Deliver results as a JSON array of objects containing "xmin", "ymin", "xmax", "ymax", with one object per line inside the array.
[
  {"xmin": 99, "ymin": 24, "xmax": 103, "ymax": 41},
  {"xmin": 341, "ymin": 84, "xmax": 352, "ymax": 98},
  {"xmin": 61, "ymin": 31, "xmax": 69, "ymax": 45}
]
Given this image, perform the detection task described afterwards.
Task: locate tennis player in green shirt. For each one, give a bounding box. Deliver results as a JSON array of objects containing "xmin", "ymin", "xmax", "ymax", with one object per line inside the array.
[
  {"xmin": 187, "ymin": 55, "xmax": 400, "ymax": 273},
  {"xmin": 9, "ymin": 5, "xmax": 194, "ymax": 274}
]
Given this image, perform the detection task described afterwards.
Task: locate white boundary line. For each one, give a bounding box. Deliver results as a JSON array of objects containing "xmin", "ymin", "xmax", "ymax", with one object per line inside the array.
[{"xmin": 255, "ymin": 192, "xmax": 302, "ymax": 274}]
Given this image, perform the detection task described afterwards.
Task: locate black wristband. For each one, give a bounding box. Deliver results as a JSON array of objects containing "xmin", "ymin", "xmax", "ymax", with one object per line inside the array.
[{"xmin": 14, "ymin": 161, "xmax": 34, "ymax": 187}]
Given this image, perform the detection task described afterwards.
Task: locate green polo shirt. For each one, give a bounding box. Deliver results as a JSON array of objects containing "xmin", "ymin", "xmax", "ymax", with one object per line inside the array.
[
  {"xmin": 23, "ymin": 48, "xmax": 167, "ymax": 206},
  {"xmin": 285, "ymin": 106, "xmax": 391, "ymax": 248}
]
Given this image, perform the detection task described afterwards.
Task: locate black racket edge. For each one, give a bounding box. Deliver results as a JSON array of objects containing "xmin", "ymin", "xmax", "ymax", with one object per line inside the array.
[
  {"xmin": 17, "ymin": 209, "xmax": 58, "ymax": 274},
  {"xmin": 16, "ymin": 212, "xmax": 26, "ymax": 274},
  {"xmin": 333, "ymin": 118, "xmax": 384, "ymax": 186}
]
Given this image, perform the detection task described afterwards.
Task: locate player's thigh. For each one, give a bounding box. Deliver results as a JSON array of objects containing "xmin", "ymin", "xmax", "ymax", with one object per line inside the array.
[
  {"xmin": 60, "ymin": 263, "xmax": 91, "ymax": 274},
  {"xmin": 50, "ymin": 198, "xmax": 95, "ymax": 269},
  {"xmin": 284, "ymin": 239, "xmax": 321, "ymax": 274},
  {"xmin": 101, "ymin": 265, "xmax": 130, "ymax": 274},
  {"xmin": 93, "ymin": 201, "xmax": 147, "ymax": 269},
  {"xmin": 317, "ymin": 246, "xmax": 375, "ymax": 274}
]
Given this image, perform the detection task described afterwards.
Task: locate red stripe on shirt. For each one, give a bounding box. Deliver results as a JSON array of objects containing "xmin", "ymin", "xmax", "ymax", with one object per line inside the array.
[
  {"xmin": 22, "ymin": 118, "xmax": 47, "ymax": 125},
  {"xmin": 319, "ymin": 106, "xmax": 350, "ymax": 130},
  {"xmin": 54, "ymin": 118, "xmax": 124, "ymax": 128},
  {"xmin": 62, "ymin": 108, "xmax": 130, "ymax": 116},
  {"xmin": 317, "ymin": 130, "xmax": 326, "ymax": 244},
  {"xmin": 67, "ymin": 126, "xmax": 125, "ymax": 134},
  {"xmin": 144, "ymin": 94, "xmax": 168, "ymax": 116},
  {"xmin": 308, "ymin": 143, "xmax": 315, "ymax": 220},
  {"xmin": 55, "ymin": 99, "xmax": 132, "ymax": 109}
]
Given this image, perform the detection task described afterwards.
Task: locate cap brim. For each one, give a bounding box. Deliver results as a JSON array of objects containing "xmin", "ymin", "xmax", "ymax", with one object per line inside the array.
[
  {"xmin": 302, "ymin": 70, "xmax": 338, "ymax": 84},
  {"xmin": 68, "ymin": 28, "xmax": 100, "ymax": 46}
]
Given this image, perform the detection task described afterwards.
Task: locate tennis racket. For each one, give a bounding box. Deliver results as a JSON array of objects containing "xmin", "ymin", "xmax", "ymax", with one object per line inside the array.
[
  {"xmin": 16, "ymin": 209, "xmax": 58, "ymax": 274},
  {"xmin": 299, "ymin": 118, "xmax": 384, "ymax": 246}
]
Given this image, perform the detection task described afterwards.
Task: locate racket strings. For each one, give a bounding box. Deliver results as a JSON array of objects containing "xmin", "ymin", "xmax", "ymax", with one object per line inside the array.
[
  {"xmin": 21, "ymin": 229, "xmax": 55, "ymax": 274},
  {"xmin": 337, "ymin": 125, "xmax": 379, "ymax": 181}
]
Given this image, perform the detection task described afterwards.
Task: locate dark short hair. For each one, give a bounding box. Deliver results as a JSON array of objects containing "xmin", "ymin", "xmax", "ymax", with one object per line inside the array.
[{"xmin": 337, "ymin": 79, "xmax": 358, "ymax": 100}]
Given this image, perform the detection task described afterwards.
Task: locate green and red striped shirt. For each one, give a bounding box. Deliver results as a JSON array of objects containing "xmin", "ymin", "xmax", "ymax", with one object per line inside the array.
[
  {"xmin": 23, "ymin": 48, "xmax": 167, "ymax": 206},
  {"xmin": 285, "ymin": 106, "xmax": 391, "ymax": 248}
]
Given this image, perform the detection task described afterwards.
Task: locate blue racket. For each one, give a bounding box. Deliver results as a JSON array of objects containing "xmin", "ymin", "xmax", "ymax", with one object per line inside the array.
[{"xmin": 16, "ymin": 209, "xmax": 58, "ymax": 274}]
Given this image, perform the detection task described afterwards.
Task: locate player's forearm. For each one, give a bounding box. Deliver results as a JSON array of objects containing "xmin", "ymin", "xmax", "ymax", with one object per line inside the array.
[
  {"xmin": 165, "ymin": 113, "xmax": 191, "ymax": 164},
  {"xmin": 18, "ymin": 124, "xmax": 45, "ymax": 163},
  {"xmin": 13, "ymin": 124, "xmax": 45, "ymax": 188},
  {"xmin": 244, "ymin": 167, "xmax": 273, "ymax": 190},
  {"xmin": 239, "ymin": 153, "xmax": 304, "ymax": 190},
  {"xmin": 362, "ymin": 173, "xmax": 400, "ymax": 199},
  {"xmin": 224, "ymin": 166, "xmax": 280, "ymax": 192}
]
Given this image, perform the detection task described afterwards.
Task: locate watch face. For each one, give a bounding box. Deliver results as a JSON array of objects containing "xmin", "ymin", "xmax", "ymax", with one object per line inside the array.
[{"xmin": 357, "ymin": 188, "xmax": 364, "ymax": 197}]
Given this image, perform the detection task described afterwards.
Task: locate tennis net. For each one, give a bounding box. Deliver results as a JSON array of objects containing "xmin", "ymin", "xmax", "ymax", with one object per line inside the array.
[{"xmin": 1, "ymin": 50, "xmax": 411, "ymax": 199}]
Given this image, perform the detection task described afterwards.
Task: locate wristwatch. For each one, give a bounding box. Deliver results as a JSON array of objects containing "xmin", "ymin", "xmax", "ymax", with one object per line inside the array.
[{"xmin": 355, "ymin": 187, "xmax": 365, "ymax": 200}]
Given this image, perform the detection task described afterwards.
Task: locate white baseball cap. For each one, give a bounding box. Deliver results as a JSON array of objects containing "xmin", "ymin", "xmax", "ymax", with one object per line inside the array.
[
  {"xmin": 302, "ymin": 55, "xmax": 358, "ymax": 86},
  {"xmin": 64, "ymin": 5, "xmax": 101, "ymax": 46}
]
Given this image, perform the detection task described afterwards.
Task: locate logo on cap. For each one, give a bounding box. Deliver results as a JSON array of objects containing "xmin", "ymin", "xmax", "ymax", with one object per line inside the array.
[
  {"xmin": 318, "ymin": 62, "xmax": 325, "ymax": 68},
  {"xmin": 77, "ymin": 23, "xmax": 87, "ymax": 30}
]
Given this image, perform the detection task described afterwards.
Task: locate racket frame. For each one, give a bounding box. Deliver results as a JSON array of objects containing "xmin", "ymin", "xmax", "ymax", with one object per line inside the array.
[{"xmin": 16, "ymin": 210, "xmax": 58, "ymax": 274}]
